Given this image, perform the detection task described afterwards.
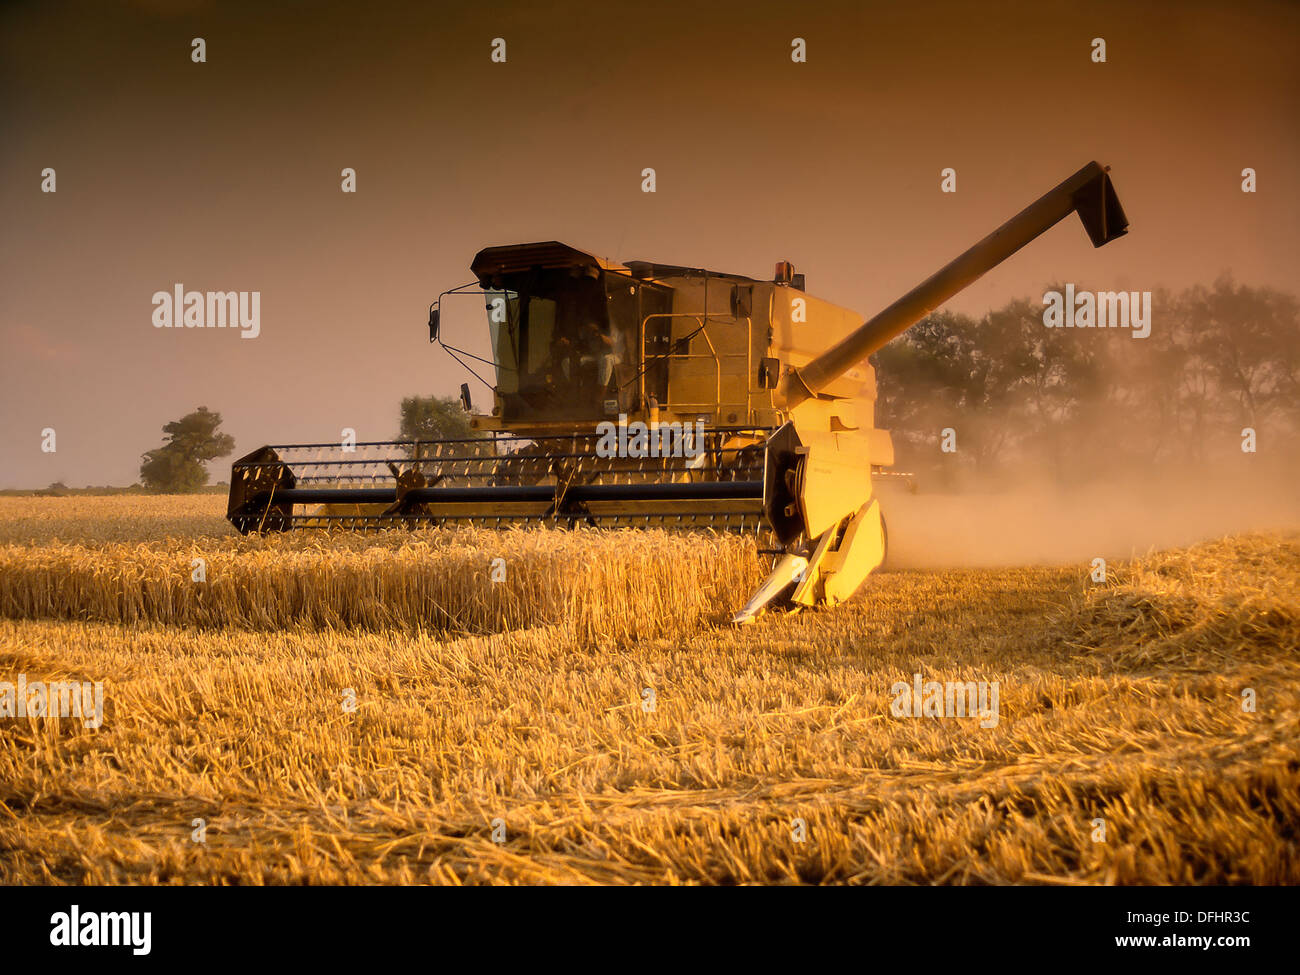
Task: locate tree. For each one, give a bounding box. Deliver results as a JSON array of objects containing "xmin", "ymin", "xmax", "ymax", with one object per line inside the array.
[
  {"xmin": 872, "ymin": 280, "xmax": 1300, "ymax": 484},
  {"xmin": 1187, "ymin": 275, "xmax": 1300, "ymax": 430},
  {"xmin": 398, "ymin": 395, "xmax": 478, "ymax": 442},
  {"xmin": 872, "ymin": 305, "xmax": 1047, "ymax": 475},
  {"xmin": 140, "ymin": 407, "xmax": 235, "ymax": 493}
]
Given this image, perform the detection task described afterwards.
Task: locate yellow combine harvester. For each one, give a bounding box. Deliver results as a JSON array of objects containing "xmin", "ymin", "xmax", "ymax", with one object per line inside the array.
[{"xmin": 228, "ymin": 161, "xmax": 1128, "ymax": 621}]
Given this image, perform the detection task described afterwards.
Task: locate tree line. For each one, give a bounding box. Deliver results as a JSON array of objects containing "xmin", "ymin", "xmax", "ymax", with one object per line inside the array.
[{"xmin": 870, "ymin": 276, "xmax": 1299, "ymax": 483}]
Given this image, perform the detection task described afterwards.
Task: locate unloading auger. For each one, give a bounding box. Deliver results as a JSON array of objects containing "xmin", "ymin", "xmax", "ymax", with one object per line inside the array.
[{"xmin": 228, "ymin": 161, "xmax": 1128, "ymax": 621}]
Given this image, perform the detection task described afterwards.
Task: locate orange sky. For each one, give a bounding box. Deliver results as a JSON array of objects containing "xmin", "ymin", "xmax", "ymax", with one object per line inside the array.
[{"xmin": 2, "ymin": 0, "xmax": 1297, "ymax": 486}]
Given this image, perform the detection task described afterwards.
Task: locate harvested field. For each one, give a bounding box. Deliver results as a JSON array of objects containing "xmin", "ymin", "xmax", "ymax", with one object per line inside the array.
[{"xmin": 0, "ymin": 496, "xmax": 1296, "ymax": 884}]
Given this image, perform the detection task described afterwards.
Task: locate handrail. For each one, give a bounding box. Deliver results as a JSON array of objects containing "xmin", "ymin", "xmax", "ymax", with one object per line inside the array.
[{"xmin": 638, "ymin": 312, "xmax": 752, "ymax": 420}]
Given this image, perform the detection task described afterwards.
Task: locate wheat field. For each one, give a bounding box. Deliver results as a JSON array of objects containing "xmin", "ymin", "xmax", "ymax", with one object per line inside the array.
[{"xmin": 0, "ymin": 495, "xmax": 1296, "ymax": 884}]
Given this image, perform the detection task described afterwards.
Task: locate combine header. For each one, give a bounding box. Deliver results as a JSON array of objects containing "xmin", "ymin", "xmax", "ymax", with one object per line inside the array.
[{"xmin": 229, "ymin": 161, "xmax": 1128, "ymax": 621}]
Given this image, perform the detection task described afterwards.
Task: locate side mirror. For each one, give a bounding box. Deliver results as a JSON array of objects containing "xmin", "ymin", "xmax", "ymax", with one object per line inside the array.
[
  {"xmin": 459, "ymin": 382, "xmax": 473, "ymax": 413},
  {"xmin": 428, "ymin": 304, "xmax": 440, "ymax": 343},
  {"xmin": 758, "ymin": 356, "xmax": 780, "ymax": 390}
]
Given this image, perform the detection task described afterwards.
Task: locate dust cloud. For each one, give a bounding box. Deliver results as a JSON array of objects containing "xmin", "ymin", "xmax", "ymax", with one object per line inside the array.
[{"xmin": 879, "ymin": 464, "xmax": 1299, "ymax": 570}]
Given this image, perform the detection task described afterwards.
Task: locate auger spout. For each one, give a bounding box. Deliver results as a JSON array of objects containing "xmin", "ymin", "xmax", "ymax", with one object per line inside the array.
[{"xmin": 776, "ymin": 161, "xmax": 1129, "ymax": 410}]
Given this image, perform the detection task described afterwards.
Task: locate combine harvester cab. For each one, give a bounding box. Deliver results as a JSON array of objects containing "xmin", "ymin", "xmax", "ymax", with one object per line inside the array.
[{"xmin": 229, "ymin": 162, "xmax": 1128, "ymax": 621}]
